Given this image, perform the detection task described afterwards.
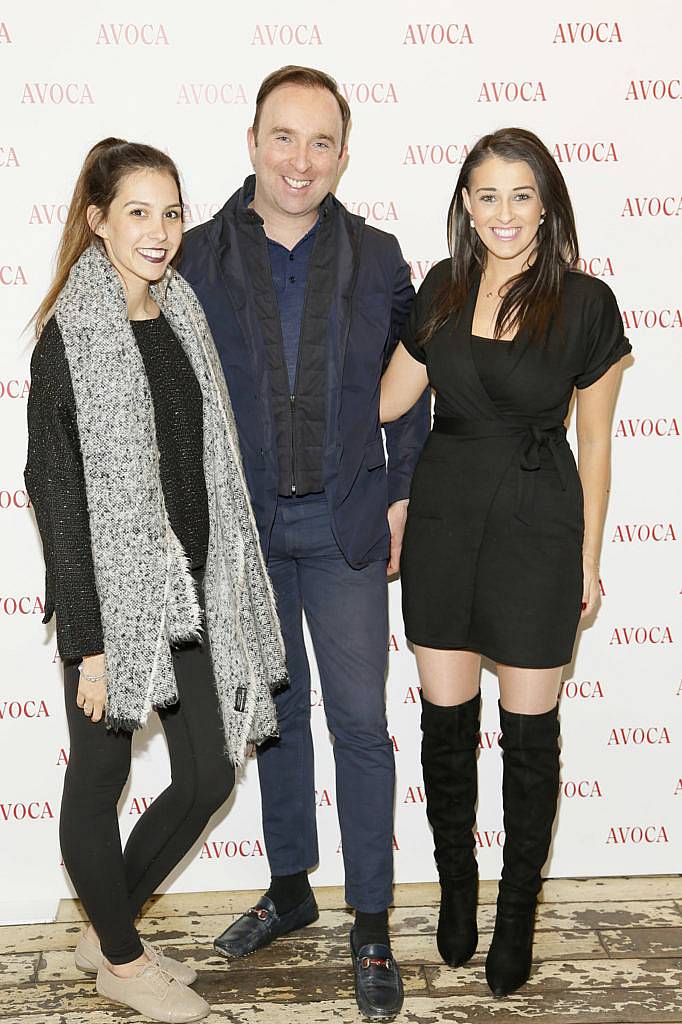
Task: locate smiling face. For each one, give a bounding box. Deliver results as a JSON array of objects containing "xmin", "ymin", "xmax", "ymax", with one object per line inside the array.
[
  {"xmin": 87, "ymin": 168, "xmax": 183, "ymax": 295},
  {"xmin": 247, "ymin": 83, "xmax": 347, "ymax": 234},
  {"xmin": 463, "ymin": 156, "xmax": 545, "ymax": 272}
]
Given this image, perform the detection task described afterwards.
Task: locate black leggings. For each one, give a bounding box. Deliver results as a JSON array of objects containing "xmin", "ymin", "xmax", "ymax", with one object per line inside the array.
[{"xmin": 60, "ymin": 626, "xmax": 235, "ymax": 964}]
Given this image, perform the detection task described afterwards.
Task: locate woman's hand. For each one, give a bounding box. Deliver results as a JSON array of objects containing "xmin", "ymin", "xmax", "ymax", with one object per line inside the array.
[
  {"xmin": 581, "ymin": 556, "xmax": 600, "ymax": 619},
  {"xmin": 77, "ymin": 654, "xmax": 107, "ymax": 722},
  {"xmin": 387, "ymin": 499, "xmax": 409, "ymax": 576}
]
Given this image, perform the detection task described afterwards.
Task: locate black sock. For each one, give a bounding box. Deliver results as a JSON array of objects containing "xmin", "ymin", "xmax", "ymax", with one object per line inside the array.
[
  {"xmin": 353, "ymin": 909, "xmax": 390, "ymax": 949},
  {"xmin": 265, "ymin": 870, "xmax": 311, "ymax": 915}
]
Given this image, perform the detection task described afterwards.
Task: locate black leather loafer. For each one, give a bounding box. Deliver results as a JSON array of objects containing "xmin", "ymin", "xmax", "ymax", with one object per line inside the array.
[
  {"xmin": 213, "ymin": 892, "xmax": 319, "ymax": 960},
  {"xmin": 350, "ymin": 930, "xmax": 404, "ymax": 1020}
]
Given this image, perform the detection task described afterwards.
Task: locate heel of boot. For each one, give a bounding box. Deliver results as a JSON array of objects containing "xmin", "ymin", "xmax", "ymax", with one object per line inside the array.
[
  {"xmin": 436, "ymin": 875, "xmax": 479, "ymax": 968},
  {"xmin": 485, "ymin": 902, "xmax": 536, "ymax": 996}
]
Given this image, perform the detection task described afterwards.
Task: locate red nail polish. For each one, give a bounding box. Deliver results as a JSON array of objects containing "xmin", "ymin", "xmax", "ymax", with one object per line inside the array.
[{"xmin": 581, "ymin": 602, "xmax": 587, "ymax": 610}]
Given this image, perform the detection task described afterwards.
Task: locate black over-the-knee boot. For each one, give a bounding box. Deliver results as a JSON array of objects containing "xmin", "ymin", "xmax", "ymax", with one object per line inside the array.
[
  {"xmin": 485, "ymin": 702, "xmax": 560, "ymax": 997},
  {"xmin": 420, "ymin": 692, "xmax": 480, "ymax": 967}
]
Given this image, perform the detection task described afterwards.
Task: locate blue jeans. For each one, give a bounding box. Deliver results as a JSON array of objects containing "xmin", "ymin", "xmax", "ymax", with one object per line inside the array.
[{"xmin": 257, "ymin": 493, "xmax": 394, "ymax": 912}]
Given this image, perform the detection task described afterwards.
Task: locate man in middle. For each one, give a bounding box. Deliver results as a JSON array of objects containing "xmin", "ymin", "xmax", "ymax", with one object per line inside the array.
[{"xmin": 179, "ymin": 65, "xmax": 430, "ymax": 1020}]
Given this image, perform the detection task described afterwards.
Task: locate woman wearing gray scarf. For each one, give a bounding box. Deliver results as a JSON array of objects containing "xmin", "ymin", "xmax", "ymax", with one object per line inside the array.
[{"xmin": 25, "ymin": 138, "xmax": 287, "ymax": 1023}]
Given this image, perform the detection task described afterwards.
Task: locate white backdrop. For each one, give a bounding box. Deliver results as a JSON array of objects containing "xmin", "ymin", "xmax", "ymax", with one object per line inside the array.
[{"xmin": 1, "ymin": 0, "xmax": 680, "ymax": 921}]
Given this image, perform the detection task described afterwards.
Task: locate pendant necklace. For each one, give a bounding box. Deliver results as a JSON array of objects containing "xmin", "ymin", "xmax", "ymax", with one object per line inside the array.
[{"xmin": 483, "ymin": 276, "xmax": 498, "ymax": 300}]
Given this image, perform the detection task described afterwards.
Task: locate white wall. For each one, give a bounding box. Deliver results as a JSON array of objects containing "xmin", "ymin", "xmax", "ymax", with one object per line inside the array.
[{"xmin": 0, "ymin": 0, "xmax": 679, "ymax": 917}]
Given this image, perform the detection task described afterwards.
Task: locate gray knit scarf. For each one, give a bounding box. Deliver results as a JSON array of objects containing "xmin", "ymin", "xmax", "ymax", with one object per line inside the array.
[{"xmin": 55, "ymin": 244, "xmax": 287, "ymax": 765}]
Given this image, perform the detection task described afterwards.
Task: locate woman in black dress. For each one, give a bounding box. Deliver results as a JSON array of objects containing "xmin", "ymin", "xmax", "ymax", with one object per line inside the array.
[{"xmin": 381, "ymin": 128, "xmax": 630, "ymax": 997}]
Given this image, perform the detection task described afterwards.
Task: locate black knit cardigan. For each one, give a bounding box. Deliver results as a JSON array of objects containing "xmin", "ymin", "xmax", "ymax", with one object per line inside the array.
[{"xmin": 25, "ymin": 316, "xmax": 209, "ymax": 658}]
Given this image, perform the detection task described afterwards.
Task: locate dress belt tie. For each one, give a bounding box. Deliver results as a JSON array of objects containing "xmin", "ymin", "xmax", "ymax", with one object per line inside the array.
[{"xmin": 432, "ymin": 417, "xmax": 569, "ymax": 525}]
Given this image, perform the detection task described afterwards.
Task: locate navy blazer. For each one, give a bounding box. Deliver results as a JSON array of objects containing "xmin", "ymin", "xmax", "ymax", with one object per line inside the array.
[{"xmin": 179, "ymin": 177, "xmax": 430, "ymax": 567}]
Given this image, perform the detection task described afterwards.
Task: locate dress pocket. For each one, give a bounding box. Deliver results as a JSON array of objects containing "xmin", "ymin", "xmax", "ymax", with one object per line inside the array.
[{"xmin": 407, "ymin": 454, "xmax": 449, "ymax": 520}]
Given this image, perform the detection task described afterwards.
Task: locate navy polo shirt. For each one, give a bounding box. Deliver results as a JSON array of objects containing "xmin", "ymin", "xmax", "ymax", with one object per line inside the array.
[{"xmin": 267, "ymin": 219, "xmax": 318, "ymax": 392}]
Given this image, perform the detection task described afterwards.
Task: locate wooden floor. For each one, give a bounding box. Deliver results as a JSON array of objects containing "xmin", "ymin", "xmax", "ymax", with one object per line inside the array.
[{"xmin": 1, "ymin": 876, "xmax": 681, "ymax": 1022}]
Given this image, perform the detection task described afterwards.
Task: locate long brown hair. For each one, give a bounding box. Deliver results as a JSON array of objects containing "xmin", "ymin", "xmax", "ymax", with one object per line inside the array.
[
  {"xmin": 34, "ymin": 137, "xmax": 184, "ymax": 336},
  {"xmin": 418, "ymin": 127, "xmax": 579, "ymax": 345}
]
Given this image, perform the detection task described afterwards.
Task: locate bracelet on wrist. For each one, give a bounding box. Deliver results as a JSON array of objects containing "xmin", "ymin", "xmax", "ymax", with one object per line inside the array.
[{"xmin": 79, "ymin": 664, "xmax": 107, "ymax": 683}]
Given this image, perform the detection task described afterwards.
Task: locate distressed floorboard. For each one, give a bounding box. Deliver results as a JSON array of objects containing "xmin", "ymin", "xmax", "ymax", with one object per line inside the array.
[
  {"xmin": 599, "ymin": 927, "xmax": 682, "ymax": 958},
  {"xmin": 7, "ymin": 898, "xmax": 680, "ymax": 957},
  {"xmin": 539, "ymin": 876, "xmax": 682, "ymax": 903},
  {"xmin": 426, "ymin": 957, "xmax": 682, "ymax": 993},
  {"xmin": 53, "ymin": 875, "xmax": 682, "ymax": 924},
  {"xmin": 12, "ymin": 926, "xmax": 603, "ymax": 975},
  {"xmin": 8, "ymin": 990, "xmax": 682, "ymax": 1023},
  {"xmin": 1, "ymin": 965, "xmax": 427, "ymax": 1011},
  {"xmin": 0, "ymin": 951, "xmax": 39, "ymax": 987},
  {"xmin": 201, "ymin": 988, "xmax": 681, "ymax": 1022},
  {"xmin": 3, "ymin": 877, "xmax": 681, "ymax": 1022},
  {"xmin": 29, "ymin": 928, "xmax": 601, "ymax": 986},
  {"xmin": 21, "ymin": 958, "xmax": 682, "ymax": 1006}
]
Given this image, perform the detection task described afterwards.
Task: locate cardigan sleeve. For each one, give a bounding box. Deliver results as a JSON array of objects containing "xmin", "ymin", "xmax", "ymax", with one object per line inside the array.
[{"xmin": 24, "ymin": 318, "xmax": 104, "ymax": 659}]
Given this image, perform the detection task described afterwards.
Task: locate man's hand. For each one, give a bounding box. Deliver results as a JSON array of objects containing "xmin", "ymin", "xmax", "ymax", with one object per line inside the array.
[{"xmin": 387, "ymin": 499, "xmax": 409, "ymax": 576}]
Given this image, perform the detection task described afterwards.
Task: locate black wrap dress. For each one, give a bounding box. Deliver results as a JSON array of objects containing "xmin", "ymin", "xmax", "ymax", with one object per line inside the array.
[{"xmin": 400, "ymin": 263, "xmax": 631, "ymax": 668}]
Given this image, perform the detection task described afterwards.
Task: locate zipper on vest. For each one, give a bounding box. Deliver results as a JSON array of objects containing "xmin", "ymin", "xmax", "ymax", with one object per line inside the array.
[{"xmin": 290, "ymin": 394, "xmax": 297, "ymax": 494}]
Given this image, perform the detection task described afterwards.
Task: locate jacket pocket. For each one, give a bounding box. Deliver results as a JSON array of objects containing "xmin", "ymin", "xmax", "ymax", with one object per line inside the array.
[{"xmin": 364, "ymin": 437, "xmax": 386, "ymax": 470}]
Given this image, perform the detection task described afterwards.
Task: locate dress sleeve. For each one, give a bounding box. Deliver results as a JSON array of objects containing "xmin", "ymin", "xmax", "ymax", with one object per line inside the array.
[
  {"xmin": 25, "ymin": 320, "xmax": 104, "ymax": 659},
  {"xmin": 575, "ymin": 280, "xmax": 632, "ymax": 389},
  {"xmin": 399, "ymin": 260, "xmax": 451, "ymax": 365}
]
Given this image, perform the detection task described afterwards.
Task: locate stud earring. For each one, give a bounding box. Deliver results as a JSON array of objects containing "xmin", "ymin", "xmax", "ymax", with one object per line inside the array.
[
  {"xmin": 539, "ymin": 216, "xmax": 545, "ymax": 225},
  {"xmin": 470, "ymin": 218, "xmax": 475, "ymax": 227}
]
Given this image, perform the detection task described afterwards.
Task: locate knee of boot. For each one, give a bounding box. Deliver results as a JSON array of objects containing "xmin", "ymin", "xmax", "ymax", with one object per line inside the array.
[
  {"xmin": 498, "ymin": 704, "xmax": 559, "ymax": 752},
  {"xmin": 421, "ymin": 693, "xmax": 481, "ymax": 747}
]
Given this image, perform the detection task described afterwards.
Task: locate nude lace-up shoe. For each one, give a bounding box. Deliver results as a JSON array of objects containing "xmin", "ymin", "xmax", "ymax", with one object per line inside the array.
[
  {"xmin": 96, "ymin": 960, "xmax": 210, "ymax": 1022},
  {"xmin": 75, "ymin": 929, "xmax": 197, "ymax": 985}
]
